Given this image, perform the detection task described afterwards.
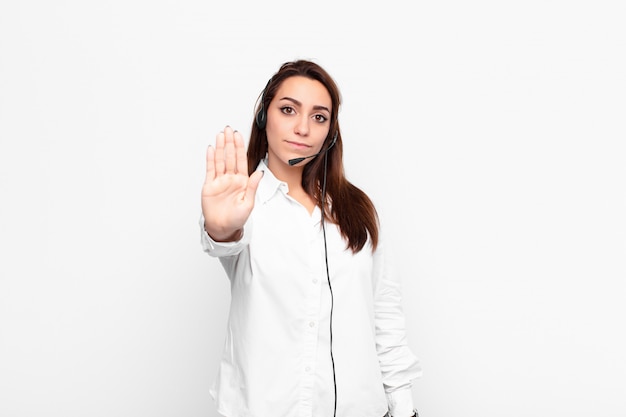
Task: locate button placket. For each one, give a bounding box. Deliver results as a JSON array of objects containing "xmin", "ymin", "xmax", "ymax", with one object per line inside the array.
[{"xmin": 299, "ymin": 218, "xmax": 325, "ymax": 416}]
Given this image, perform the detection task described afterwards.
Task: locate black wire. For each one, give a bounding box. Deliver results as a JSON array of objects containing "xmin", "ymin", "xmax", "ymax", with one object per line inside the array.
[{"xmin": 321, "ymin": 151, "xmax": 337, "ymax": 417}]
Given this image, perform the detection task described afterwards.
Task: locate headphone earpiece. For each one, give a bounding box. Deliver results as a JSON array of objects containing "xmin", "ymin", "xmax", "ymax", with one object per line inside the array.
[
  {"xmin": 255, "ymin": 106, "xmax": 267, "ymax": 129},
  {"xmin": 255, "ymin": 78, "xmax": 272, "ymax": 130}
]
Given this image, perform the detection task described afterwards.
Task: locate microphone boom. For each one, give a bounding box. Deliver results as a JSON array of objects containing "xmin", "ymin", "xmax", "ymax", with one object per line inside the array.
[
  {"xmin": 288, "ymin": 132, "xmax": 338, "ymax": 166},
  {"xmin": 288, "ymin": 156, "xmax": 310, "ymax": 166}
]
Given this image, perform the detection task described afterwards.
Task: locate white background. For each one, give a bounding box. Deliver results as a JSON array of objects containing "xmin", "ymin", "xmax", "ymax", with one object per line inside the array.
[{"xmin": 1, "ymin": 1, "xmax": 625, "ymax": 416}]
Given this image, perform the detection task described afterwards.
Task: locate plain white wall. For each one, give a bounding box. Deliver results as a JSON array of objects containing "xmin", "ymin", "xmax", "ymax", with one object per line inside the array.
[{"xmin": 1, "ymin": 1, "xmax": 625, "ymax": 416}]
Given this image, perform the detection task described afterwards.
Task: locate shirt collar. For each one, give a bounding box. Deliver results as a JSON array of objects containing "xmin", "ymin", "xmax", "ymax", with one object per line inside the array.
[{"xmin": 256, "ymin": 159, "xmax": 289, "ymax": 204}]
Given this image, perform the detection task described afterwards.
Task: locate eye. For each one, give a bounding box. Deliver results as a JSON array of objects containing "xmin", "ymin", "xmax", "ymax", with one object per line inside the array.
[
  {"xmin": 314, "ymin": 114, "xmax": 328, "ymax": 123},
  {"xmin": 280, "ymin": 106, "xmax": 295, "ymax": 115}
]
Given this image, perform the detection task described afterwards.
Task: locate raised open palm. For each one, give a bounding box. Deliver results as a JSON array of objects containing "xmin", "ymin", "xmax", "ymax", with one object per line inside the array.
[{"xmin": 201, "ymin": 126, "xmax": 263, "ymax": 241}]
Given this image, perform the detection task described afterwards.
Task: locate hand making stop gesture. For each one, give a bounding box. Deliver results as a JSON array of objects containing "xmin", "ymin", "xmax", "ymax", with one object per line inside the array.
[{"xmin": 201, "ymin": 126, "xmax": 263, "ymax": 242}]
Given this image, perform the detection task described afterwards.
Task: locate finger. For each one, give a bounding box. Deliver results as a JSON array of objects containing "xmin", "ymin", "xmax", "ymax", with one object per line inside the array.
[
  {"xmin": 214, "ymin": 130, "xmax": 225, "ymax": 175},
  {"xmin": 234, "ymin": 130, "xmax": 248, "ymax": 175},
  {"xmin": 224, "ymin": 126, "xmax": 237, "ymax": 174},
  {"xmin": 205, "ymin": 144, "xmax": 216, "ymax": 182},
  {"xmin": 245, "ymin": 169, "xmax": 264, "ymax": 203}
]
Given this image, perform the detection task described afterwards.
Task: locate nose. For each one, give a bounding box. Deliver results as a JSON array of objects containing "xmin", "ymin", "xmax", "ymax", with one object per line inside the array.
[{"xmin": 294, "ymin": 115, "xmax": 310, "ymax": 136}]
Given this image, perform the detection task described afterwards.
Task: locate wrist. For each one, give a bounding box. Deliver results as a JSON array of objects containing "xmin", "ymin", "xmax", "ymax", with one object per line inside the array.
[
  {"xmin": 386, "ymin": 388, "xmax": 416, "ymax": 417},
  {"xmin": 205, "ymin": 224, "xmax": 242, "ymax": 242}
]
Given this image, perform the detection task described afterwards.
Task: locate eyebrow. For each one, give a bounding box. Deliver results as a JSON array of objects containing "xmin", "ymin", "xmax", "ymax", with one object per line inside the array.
[{"xmin": 278, "ymin": 96, "xmax": 331, "ymax": 114}]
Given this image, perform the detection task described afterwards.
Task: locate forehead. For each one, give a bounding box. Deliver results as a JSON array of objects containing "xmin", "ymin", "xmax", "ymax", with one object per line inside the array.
[{"xmin": 275, "ymin": 76, "xmax": 332, "ymax": 110}]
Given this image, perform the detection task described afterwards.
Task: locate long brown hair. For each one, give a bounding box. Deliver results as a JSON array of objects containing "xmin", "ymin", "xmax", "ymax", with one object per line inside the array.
[{"xmin": 247, "ymin": 60, "xmax": 379, "ymax": 253}]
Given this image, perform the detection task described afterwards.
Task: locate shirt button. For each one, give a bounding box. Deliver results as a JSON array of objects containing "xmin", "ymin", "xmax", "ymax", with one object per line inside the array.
[
  {"xmin": 305, "ymin": 366, "xmax": 311, "ymax": 372},
  {"xmin": 309, "ymin": 321, "xmax": 315, "ymax": 327},
  {"xmin": 312, "ymin": 278, "xmax": 318, "ymax": 284}
]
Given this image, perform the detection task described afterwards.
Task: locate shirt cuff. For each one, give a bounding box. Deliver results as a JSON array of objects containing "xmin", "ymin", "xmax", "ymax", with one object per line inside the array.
[
  {"xmin": 386, "ymin": 387, "xmax": 415, "ymax": 417},
  {"xmin": 199, "ymin": 214, "xmax": 249, "ymax": 257}
]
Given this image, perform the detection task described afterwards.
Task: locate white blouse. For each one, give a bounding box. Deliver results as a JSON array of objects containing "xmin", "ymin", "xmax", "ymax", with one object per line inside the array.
[{"xmin": 200, "ymin": 160, "xmax": 421, "ymax": 417}]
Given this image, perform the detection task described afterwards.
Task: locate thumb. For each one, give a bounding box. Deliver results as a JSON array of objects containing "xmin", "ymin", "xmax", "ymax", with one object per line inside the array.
[{"xmin": 244, "ymin": 170, "xmax": 264, "ymax": 202}]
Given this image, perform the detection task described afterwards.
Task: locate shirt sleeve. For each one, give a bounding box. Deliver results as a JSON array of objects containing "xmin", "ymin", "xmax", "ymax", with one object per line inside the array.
[
  {"xmin": 372, "ymin": 229, "xmax": 422, "ymax": 417},
  {"xmin": 199, "ymin": 213, "xmax": 251, "ymax": 258}
]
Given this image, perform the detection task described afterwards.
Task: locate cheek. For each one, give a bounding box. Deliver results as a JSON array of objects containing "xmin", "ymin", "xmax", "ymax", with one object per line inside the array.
[
  {"xmin": 264, "ymin": 124, "xmax": 287, "ymax": 156},
  {"xmin": 314, "ymin": 128, "xmax": 331, "ymax": 147},
  {"xmin": 265, "ymin": 123, "xmax": 281, "ymax": 147},
  {"xmin": 265, "ymin": 113, "xmax": 283, "ymax": 140}
]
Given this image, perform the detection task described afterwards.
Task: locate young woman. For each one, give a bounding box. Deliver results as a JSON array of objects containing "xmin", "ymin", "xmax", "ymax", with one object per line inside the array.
[{"xmin": 200, "ymin": 60, "xmax": 421, "ymax": 417}]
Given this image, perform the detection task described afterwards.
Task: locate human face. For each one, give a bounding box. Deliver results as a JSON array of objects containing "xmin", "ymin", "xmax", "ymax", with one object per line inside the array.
[{"xmin": 265, "ymin": 76, "xmax": 332, "ymax": 170}]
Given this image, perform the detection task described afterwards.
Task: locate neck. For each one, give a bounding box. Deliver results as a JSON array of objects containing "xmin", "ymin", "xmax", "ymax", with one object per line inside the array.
[
  {"xmin": 267, "ymin": 155, "xmax": 305, "ymax": 192},
  {"xmin": 267, "ymin": 156, "xmax": 319, "ymax": 214}
]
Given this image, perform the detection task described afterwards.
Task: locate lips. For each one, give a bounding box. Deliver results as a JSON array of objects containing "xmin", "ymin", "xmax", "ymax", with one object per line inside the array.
[{"xmin": 285, "ymin": 140, "xmax": 311, "ymax": 150}]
